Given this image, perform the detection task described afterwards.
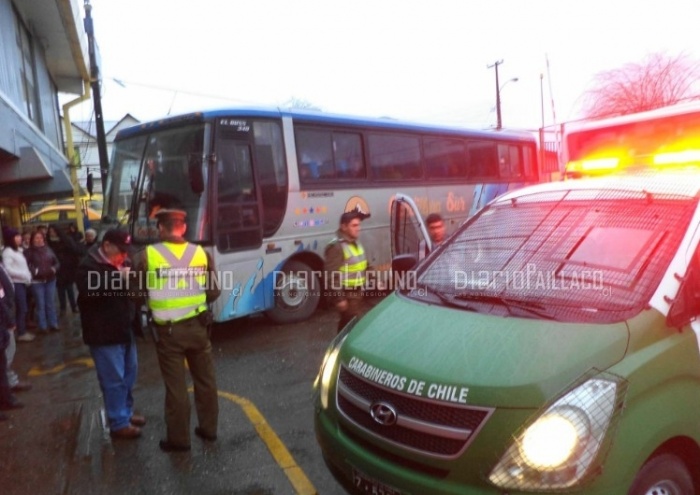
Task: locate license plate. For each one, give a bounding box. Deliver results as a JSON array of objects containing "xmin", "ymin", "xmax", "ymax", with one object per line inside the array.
[{"xmin": 352, "ymin": 468, "xmax": 402, "ymax": 495}]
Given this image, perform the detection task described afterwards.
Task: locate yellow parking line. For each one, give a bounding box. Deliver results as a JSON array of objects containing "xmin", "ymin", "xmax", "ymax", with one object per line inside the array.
[
  {"xmin": 27, "ymin": 357, "xmax": 95, "ymax": 376},
  {"xmin": 210, "ymin": 389, "xmax": 317, "ymax": 495}
]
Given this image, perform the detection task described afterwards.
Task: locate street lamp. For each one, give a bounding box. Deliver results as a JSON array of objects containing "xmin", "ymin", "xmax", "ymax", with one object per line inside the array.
[
  {"xmin": 497, "ymin": 77, "xmax": 519, "ymax": 128},
  {"xmin": 487, "ymin": 60, "xmax": 519, "ymax": 129},
  {"xmin": 500, "ymin": 77, "xmax": 519, "ymax": 93}
]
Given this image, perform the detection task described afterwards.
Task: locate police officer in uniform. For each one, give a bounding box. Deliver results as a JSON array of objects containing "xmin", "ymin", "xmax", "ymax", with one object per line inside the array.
[
  {"xmin": 134, "ymin": 208, "xmax": 220, "ymax": 452},
  {"xmin": 324, "ymin": 211, "xmax": 369, "ymax": 332}
]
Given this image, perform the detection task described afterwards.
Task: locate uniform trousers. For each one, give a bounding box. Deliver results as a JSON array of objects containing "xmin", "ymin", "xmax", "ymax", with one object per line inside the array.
[
  {"xmin": 155, "ymin": 317, "xmax": 218, "ymax": 446},
  {"xmin": 337, "ymin": 288, "xmax": 364, "ymax": 332}
]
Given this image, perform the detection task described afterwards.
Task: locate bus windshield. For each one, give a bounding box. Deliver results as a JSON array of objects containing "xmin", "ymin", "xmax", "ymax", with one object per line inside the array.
[{"xmin": 105, "ymin": 123, "xmax": 210, "ymax": 242}]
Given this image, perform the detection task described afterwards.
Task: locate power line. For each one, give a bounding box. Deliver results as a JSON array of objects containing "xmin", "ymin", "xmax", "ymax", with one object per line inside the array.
[{"xmin": 106, "ymin": 76, "xmax": 257, "ymax": 104}]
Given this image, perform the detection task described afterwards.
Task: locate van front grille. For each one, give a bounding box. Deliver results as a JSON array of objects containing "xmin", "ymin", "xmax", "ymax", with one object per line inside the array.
[{"xmin": 336, "ymin": 366, "xmax": 493, "ymax": 458}]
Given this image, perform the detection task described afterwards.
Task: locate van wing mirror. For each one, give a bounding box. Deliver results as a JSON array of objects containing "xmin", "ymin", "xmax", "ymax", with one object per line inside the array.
[
  {"xmin": 667, "ymin": 262, "xmax": 700, "ymax": 329},
  {"xmin": 392, "ymin": 254, "xmax": 418, "ymax": 277}
]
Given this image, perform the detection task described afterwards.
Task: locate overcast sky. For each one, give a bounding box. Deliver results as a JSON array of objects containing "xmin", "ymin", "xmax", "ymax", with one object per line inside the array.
[{"xmin": 64, "ymin": 0, "xmax": 700, "ymax": 130}]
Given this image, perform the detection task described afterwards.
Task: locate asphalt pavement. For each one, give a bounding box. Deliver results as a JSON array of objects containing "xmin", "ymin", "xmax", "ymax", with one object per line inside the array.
[{"xmin": 0, "ymin": 311, "xmax": 323, "ymax": 495}]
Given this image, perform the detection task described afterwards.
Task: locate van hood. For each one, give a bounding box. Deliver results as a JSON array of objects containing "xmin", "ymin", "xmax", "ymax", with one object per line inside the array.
[{"xmin": 340, "ymin": 295, "xmax": 630, "ymax": 408}]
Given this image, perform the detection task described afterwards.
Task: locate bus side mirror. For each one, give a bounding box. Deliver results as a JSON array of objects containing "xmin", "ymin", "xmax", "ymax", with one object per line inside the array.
[
  {"xmin": 86, "ymin": 172, "xmax": 94, "ymax": 197},
  {"xmin": 188, "ymin": 155, "xmax": 204, "ymax": 194}
]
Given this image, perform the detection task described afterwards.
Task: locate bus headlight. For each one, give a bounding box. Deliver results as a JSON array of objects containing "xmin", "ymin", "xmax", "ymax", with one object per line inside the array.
[{"xmin": 489, "ymin": 375, "xmax": 626, "ymax": 491}]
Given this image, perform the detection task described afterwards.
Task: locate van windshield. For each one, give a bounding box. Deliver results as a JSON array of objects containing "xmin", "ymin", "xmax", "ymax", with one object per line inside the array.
[{"xmin": 413, "ymin": 188, "xmax": 698, "ymax": 323}]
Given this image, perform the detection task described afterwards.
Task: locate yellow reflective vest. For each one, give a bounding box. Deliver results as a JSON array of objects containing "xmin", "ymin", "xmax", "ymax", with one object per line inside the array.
[
  {"xmin": 146, "ymin": 242, "xmax": 208, "ymax": 324},
  {"xmin": 335, "ymin": 239, "xmax": 368, "ymax": 288}
]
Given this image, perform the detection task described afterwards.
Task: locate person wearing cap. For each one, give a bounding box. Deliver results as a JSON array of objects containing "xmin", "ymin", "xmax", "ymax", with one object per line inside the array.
[
  {"xmin": 324, "ymin": 210, "xmax": 370, "ymax": 332},
  {"xmin": 75, "ymin": 228, "xmax": 145, "ymax": 440},
  {"xmin": 132, "ymin": 208, "xmax": 221, "ymax": 452}
]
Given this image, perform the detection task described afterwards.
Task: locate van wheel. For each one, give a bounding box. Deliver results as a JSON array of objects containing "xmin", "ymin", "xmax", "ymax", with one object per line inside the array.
[
  {"xmin": 266, "ymin": 261, "xmax": 320, "ymax": 324},
  {"xmin": 628, "ymin": 454, "xmax": 694, "ymax": 495}
]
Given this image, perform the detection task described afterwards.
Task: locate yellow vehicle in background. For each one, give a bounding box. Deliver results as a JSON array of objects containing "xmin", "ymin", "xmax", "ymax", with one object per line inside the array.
[{"xmin": 22, "ymin": 202, "xmax": 102, "ymax": 231}]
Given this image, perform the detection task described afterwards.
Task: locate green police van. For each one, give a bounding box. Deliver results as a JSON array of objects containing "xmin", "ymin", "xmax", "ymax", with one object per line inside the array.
[{"xmin": 314, "ymin": 169, "xmax": 700, "ymax": 494}]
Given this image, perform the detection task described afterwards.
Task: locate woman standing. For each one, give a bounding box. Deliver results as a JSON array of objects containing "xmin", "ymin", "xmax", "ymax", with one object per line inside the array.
[
  {"xmin": 23, "ymin": 231, "xmax": 60, "ymax": 333},
  {"xmin": 46, "ymin": 225, "xmax": 82, "ymax": 315},
  {"xmin": 1, "ymin": 228, "xmax": 34, "ymax": 342}
]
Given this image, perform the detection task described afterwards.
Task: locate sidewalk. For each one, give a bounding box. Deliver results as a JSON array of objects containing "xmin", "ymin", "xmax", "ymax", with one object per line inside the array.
[{"xmin": 0, "ymin": 312, "xmax": 105, "ymax": 495}]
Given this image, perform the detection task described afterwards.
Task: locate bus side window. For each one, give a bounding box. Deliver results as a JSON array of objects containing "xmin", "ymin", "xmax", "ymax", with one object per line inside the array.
[
  {"xmin": 468, "ymin": 142, "xmax": 498, "ymax": 179},
  {"xmin": 425, "ymin": 137, "xmax": 467, "ymax": 179},
  {"xmin": 334, "ymin": 133, "xmax": 365, "ymax": 179},
  {"xmin": 296, "ymin": 128, "xmax": 333, "ymax": 181},
  {"xmin": 368, "ymin": 133, "xmax": 421, "ymax": 180}
]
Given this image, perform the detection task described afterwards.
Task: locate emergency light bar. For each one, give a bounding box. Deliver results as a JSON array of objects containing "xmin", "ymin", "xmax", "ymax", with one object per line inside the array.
[
  {"xmin": 652, "ymin": 149, "xmax": 700, "ymax": 165},
  {"xmin": 566, "ymin": 148, "xmax": 700, "ymax": 178},
  {"xmin": 567, "ymin": 157, "xmax": 620, "ymax": 173}
]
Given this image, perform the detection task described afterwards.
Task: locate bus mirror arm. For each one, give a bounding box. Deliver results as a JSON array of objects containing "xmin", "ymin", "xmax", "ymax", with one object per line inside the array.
[{"xmin": 188, "ymin": 154, "xmax": 205, "ymax": 194}]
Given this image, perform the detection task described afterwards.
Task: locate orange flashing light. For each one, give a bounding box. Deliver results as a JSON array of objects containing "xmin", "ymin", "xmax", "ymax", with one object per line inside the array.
[
  {"xmin": 652, "ymin": 149, "xmax": 700, "ymax": 165},
  {"xmin": 565, "ymin": 157, "xmax": 620, "ymax": 176}
]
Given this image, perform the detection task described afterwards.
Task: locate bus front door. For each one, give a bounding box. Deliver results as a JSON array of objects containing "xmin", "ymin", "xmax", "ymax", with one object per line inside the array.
[{"xmin": 390, "ymin": 193, "xmax": 430, "ymax": 273}]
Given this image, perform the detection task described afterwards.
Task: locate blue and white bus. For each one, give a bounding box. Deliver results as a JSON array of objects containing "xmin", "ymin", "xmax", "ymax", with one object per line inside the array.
[{"xmin": 103, "ymin": 107, "xmax": 540, "ymax": 324}]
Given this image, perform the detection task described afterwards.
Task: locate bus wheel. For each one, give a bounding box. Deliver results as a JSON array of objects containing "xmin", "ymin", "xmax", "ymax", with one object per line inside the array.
[
  {"xmin": 266, "ymin": 261, "xmax": 320, "ymax": 324},
  {"xmin": 628, "ymin": 454, "xmax": 694, "ymax": 495}
]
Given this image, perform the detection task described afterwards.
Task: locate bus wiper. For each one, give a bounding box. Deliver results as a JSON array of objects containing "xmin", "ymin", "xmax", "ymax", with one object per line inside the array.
[{"xmin": 454, "ymin": 293, "xmax": 558, "ymax": 320}]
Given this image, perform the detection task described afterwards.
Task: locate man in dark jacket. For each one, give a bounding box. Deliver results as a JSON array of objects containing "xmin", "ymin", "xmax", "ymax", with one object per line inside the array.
[{"xmin": 75, "ymin": 228, "xmax": 144, "ymax": 439}]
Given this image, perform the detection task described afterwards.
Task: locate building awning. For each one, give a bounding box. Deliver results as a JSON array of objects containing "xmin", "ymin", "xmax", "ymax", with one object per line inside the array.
[
  {"xmin": 0, "ymin": 147, "xmax": 52, "ymax": 182},
  {"xmin": 0, "ymin": 147, "xmax": 73, "ymax": 202}
]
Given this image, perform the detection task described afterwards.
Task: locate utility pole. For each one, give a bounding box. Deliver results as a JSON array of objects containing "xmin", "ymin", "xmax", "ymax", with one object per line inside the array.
[
  {"xmin": 487, "ymin": 59, "xmax": 503, "ymax": 130},
  {"xmin": 84, "ymin": 0, "xmax": 109, "ymax": 195}
]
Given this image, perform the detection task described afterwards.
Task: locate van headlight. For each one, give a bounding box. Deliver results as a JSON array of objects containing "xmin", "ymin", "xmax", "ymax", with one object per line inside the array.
[
  {"xmin": 313, "ymin": 322, "xmax": 353, "ymax": 409},
  {"xmin": 489, "ymin": 374, "xmax": 626, "ymax": 491}
]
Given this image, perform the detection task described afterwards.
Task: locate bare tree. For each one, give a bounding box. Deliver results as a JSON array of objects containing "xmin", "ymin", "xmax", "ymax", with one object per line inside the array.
[
  {"xmin": 581, "ymin": 52, "xmax": 700, "ymax": 119},
  {"xmin": 281, "ymin": 97, "xmax": 321, "ymax": 111}
]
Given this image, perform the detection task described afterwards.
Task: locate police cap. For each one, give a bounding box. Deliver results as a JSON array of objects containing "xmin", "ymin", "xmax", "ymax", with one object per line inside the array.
[
  {"xmin": 154, "ymin": 208, "xmax": 187, "ymax": 221},
  {"xmin": 340, "ymin": 210, "xmax": 363, "ymax": 225}
]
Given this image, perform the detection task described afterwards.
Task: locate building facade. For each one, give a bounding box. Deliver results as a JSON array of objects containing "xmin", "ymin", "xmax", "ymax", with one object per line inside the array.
[{"xmin": 0, "ymin": 0, "xmax": 89, "ymax": 226}]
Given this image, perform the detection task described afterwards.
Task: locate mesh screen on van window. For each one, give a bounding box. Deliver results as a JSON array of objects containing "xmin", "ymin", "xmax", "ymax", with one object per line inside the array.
[{"xmin": 414, "ymin": 188, "xmax": 697, "ymax": 323}]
